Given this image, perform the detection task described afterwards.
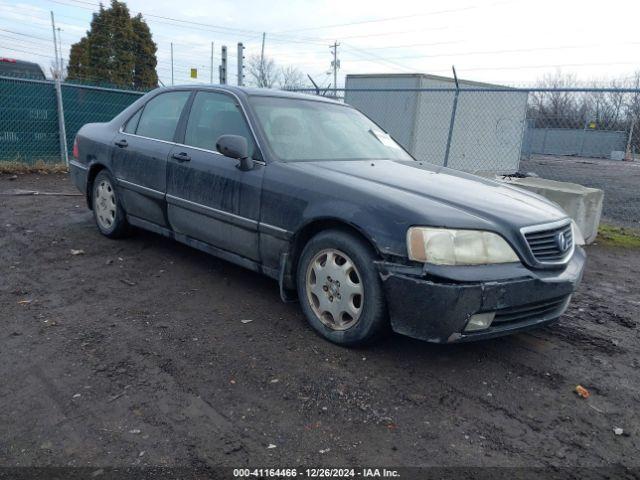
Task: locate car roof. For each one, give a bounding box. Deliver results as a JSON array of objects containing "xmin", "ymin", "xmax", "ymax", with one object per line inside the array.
[{"xmin": 166, "ymin": 84, "xmax": 343, "ymax": 105}]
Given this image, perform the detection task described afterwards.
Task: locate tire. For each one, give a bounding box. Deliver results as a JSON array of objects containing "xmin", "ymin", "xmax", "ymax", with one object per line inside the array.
[
  {"xmin": 91, "ymin": 169, "xmax": 130, "ymax": 238},
  {"xmin": 296, "ymin": 229, "xmax": 388, "ymax": 346}
]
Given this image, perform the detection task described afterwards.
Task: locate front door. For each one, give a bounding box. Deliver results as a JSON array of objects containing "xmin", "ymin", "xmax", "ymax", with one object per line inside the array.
[
  {"xmin": 166, "ymin": 90, "xmax": 264, "ymax": 261},
  {"xmin": 112, "ymin": 90, "xmax": 191, "ymax": 227}
]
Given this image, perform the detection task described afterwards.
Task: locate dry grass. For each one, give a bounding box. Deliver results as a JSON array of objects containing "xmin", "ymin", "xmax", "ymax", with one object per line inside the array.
[{"xmin": 0, "ymin": 161, "xmax": 68, "ymax": 175}]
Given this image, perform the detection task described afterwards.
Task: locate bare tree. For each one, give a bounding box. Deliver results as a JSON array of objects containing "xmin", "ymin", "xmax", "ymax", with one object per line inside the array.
[
  {"xmin": 529, "ymin": 71, "xmax": 583, "ymax": 128},
  {"xmin": 278, "ymin": 65, "xmax": 305, "ymax": 90},
  {"xmin": 247, "ymin": 54, "xmax": 278, "ymax": 88}
]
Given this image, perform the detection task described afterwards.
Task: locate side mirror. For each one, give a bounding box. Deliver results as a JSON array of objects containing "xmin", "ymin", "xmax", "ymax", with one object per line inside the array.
[{"xmin": 216, "ymin": 134, "xmax": 253, "ymax": 171}]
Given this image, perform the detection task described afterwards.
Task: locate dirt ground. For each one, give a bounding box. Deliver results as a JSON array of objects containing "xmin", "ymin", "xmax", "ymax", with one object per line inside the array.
[{"xmin": 1, "ymin": 173, "xmax": 639, "ymax": 475}]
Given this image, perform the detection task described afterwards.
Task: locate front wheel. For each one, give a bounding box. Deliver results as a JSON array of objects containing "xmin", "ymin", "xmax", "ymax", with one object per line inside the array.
[
  {"xmin": 92, "ymin": 169, "xmax": 130, "ymax": 238},
  {"xmin": 297, "ymin": 229, "xmax": 388, "ymax": 346}
]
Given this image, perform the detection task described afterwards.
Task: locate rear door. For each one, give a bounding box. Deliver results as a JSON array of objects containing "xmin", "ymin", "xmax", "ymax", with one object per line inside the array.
[
  {"xmin": 166, "ymin": 90, "xmax": 264, "ymax": 261},
  {"xmin": 112, "ymin": 90, "xmax": 191, "ymax": 227}
]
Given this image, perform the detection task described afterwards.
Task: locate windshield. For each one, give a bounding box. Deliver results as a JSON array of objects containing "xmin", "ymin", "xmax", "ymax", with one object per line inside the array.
[{"xmin": 249, "ymin": 96, "xmax": 413, "ymax": 162}]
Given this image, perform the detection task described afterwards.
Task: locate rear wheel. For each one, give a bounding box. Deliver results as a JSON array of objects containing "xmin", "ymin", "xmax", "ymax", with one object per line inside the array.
[
  {"xmin": 297, "ymin": 229, "xmax": 388, "ymax": 346},
  {"xmin": 92, "ymin": 169, "xmax": 129, "ymax": 238}
]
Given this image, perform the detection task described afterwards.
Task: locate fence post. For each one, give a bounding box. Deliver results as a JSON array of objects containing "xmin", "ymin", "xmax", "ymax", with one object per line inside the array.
[
  {"xmin": 578, "ymin": 120, "xmax": 588, "ymax": 157},
  {"xmin": 443, "ymin": 66, "xmax": 460, "ymax": 168},
  {"xmin": 625, "ymin": 118, "xmax": 636, "ymax": 161},
  {"xmin": 54, "ymin": 77, "xmax": 69, "ymax": 166}
]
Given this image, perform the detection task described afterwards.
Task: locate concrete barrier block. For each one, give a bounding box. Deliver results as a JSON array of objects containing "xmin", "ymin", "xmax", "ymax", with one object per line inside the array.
[{"xmin": 501, "ymin": 177, "xmax": 604, "ymax": 244}]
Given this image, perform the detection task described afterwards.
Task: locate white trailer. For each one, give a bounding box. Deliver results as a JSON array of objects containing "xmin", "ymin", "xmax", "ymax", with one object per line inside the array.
[{"xmin": 345, "ymin": 73, "xmax": 529, "ymax": 174}]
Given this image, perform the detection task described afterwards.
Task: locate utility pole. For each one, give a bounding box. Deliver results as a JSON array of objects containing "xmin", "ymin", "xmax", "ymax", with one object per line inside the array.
[
  {"xmin": 50, "ymin": 11, "xmax": 60, "ymax": 76},
  {"xmin": 170, "ymin": 42, "xmax": 174, "ymax": 85},
  {"xmin": 260, "ymin": 32, "xmax": 266, "ymax": 86},
  {"xmin": 56, "ymin": 27, "xmax": 64, "ymax": 77},
  {"xmin": 210, "ymin": 41, "xmax": 214, "ymax": 84},
  {"xmin": 237, "ymin": 42, "xmax": 245, "ymax": 86},
  {"xmin": 50, "ymin": 11, "xmax": 68, "ymax": 166},
  {"xmin": 219, "ymin": 45, "xmax": 227, "ymax": 84},
  {"xmin": 330, "ymin": 41, "xmax": 340, "ymax": 98}
]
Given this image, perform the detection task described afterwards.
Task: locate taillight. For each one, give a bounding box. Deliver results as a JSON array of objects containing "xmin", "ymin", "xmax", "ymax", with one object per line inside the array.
[{"xmin": 72, "ymin": 137, "xmax": 79, "ymax": 159}]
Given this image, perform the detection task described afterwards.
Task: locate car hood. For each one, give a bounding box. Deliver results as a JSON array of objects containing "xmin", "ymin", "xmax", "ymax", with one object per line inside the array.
[{"xmin": 289, "ymin": 159, "xmax": 567, "ymax": 228}]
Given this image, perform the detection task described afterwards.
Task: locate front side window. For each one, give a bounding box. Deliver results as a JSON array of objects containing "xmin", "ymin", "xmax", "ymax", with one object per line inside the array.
[
  {"xmin": 248, "ymin": 96, "xmax": 413, "ymax": 162},
  {"xmin": 136, "ymin": 91, "xmax": 190, "ymax": 142},
  {"xmin": 184, "ymin": 91, "xmax": 255, "ymax": 157}
]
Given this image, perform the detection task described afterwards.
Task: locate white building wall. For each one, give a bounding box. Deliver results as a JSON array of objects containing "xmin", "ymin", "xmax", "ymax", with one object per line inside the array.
[
  {"xmin": 346, "ymin": 74, "xmax": 529, "ymax": 174},
  {"xmin": 344, "ymin": 74, "xmax": 420, "ymax": 151}
]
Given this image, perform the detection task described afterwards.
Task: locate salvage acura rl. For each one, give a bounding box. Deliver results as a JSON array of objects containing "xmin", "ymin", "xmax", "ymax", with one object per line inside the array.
[{"xmin": 69, "ymin": 85, "xmax": 585, "ymax": 346}]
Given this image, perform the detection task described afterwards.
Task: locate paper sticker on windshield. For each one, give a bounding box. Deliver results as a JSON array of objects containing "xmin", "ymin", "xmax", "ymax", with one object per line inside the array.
[{"xmin": 370, "ymin": 129, "xmax": 401, "ymax": 150}]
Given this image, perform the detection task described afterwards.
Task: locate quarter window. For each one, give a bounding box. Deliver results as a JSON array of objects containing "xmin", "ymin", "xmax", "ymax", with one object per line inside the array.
[
  {"xmin": 136, "ymin": 91, "xmax": 190, "ymax": 142},
  {"xmin": 123, "ymin": 108, "xmax": 142, "ymax": 134},
  {"xmin": 184, "ymin": 91, "xmax": 255, "ymax": 157}
]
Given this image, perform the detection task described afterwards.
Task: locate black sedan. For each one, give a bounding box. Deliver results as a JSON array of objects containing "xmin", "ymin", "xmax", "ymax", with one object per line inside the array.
[{"xmin": 70, "ymin": 85, "xmax": 585, "ymax": 346}]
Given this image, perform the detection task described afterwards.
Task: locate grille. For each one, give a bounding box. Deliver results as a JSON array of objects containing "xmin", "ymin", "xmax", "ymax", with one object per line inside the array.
[
  {"xmin": 523, "ymin": 222, "xmax": 573, "ymax": 263},
  {"xmin": 493, "ymin": 296, "xmax": 569, "ymax": 325}
]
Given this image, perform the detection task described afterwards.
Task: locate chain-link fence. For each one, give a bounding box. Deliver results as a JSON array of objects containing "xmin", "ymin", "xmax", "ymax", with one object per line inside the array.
[
  {"xmin": 0, "ymin": 75, "xmax": 144, "ymax": 164},
  {"xmin": 293, "ymin": 86, "xmax": 640, "ymax": 228},
  {"xmin": 1, "ymin": 75, "xmax": 638, "ymax": 227}
]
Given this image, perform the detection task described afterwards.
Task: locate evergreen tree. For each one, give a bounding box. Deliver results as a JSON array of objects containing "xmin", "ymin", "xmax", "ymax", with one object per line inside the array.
[
  {"xmin": 67, "ymin": 0, "xmax": 157, "ymax": 88},
  {"xmin": 131, "ymin": 14, "xmax": 158, "ymax": 89},
  {"xmin": 67, "ymin": 37, "xmax": 90, "ymax": 80}
]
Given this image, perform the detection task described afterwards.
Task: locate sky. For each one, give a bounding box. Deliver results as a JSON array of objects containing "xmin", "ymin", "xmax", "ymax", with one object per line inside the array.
[{"xmin": 1, "ymin": 0, "xmax": 639, "ymax": 88}]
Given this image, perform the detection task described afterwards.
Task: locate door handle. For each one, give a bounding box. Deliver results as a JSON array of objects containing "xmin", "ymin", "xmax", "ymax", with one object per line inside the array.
[
  {"xmin": 114, "ymin": 139, "xmax": 128, "ymax": 148},
  {"xmin": 172, "ymin": 152, "xmax": 191, "ymax": 162}
]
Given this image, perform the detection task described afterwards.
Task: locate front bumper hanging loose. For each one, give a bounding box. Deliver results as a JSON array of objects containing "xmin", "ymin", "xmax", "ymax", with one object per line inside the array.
[{"xmin": 377, "ymin": 247, "xmax": 586, "ymax": 343}]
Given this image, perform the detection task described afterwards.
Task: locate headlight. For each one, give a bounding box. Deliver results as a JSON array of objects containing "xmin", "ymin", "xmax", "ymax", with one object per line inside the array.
[{"xmin": 407, "ymin": 227, "xmax": 519, "ymax": 265}]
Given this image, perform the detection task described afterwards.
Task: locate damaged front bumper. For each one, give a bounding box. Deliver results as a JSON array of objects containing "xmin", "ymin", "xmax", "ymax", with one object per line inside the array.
[{"xmin": 377, "ymin": 247, "xmax": 586, "ymax": 343}]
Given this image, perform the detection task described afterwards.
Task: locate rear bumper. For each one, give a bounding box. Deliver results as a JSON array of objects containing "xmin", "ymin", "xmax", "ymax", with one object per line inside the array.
[
  {"xmin": 69, "ymin": 160, "xmax": 88, "ymax": 198},
  {"xmin": 378, "ymin": 247, "xmax": 586, "ymax": 343}
]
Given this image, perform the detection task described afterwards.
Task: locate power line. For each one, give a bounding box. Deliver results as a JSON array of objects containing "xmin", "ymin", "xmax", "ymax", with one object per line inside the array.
[
  {"xmin": 0, "ymin": 27, "xmax": 53, "ymax": 42},
  {"xmin": 0, "ymin": 46, "xmax": 54, "ymax": 58},
  {"xmin": 277, "ymin": 0, "xmax": 512, "ymax": 33}
]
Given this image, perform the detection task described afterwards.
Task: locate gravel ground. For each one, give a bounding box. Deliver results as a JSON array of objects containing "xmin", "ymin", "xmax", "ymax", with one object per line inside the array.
[
  {"xmin": 520, "ymin": 154, "xmax": 640, "ymax": 228},
  {"xmin": 1, "ymin": 173, "xmax": 639, "ymax": 476}
]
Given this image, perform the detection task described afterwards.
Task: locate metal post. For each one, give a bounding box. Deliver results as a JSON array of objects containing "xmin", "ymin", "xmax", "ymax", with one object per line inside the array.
[
  {"xmin": 625, "ymin": 117, "xmax": 636, "ymax": 161},
  {"xmin": 260, "ymin": 33, "xmax": 266, "ymax": 86},
  {"xmin": 54, "ymin": 79, "xmax": 69, "ymax": 166},
  {"xmin": 50, "ymin": 11, "xmax": 60, "ymax": 74},
  {"xmin": 51, "ymin": 12, "xmax": 68, "ymax": 166},
  {"xmin": 56, "ymin": 27, "xmax": 64, "ymax": 76},
  {"xmin": 170, "ymin": 42, "xmax": 174, "ymax": 86},
  {"xmin": 210, "ymin": 41, "xmax": 214, "ymax": 84},
  {"xmin": 330, "ymin": 41, "xmax": 340, "ymax": 98},
  {"xmin": 219, "ymin": 45, "xmax": 227, "ymax": 84},
  {"xmin": 443, "ymin": 66, "xmax": 459, "ymax": 168},
  {"xmin": 237, "ymin": 42, "xmax": 244, "ymax": 86},
  {"xmin": 579, "ymin": 120, "xmax": 588, "ymax": 156}
]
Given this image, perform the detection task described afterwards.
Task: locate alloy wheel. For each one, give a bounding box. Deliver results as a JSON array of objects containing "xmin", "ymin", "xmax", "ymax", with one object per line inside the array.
[
  {"xmin": 95, "ymin": 179, "xmax": 116, "ymax": 230},
  {"xmin": 305, "ymin": 248, "xmax": 364, "ymax": 330}
]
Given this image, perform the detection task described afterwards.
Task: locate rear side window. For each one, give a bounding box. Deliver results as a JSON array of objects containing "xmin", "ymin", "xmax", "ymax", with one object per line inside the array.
[
  {"xmin": 123, "ymin": 108, "xmax": 142, "ymax": 134},
  {"xmin": 184, "ymin": 91, "xmax": 255, "ymax": 157},
  {"xmin": 136, "ymin": 91, "xmax": 190, "ymax": 142}
]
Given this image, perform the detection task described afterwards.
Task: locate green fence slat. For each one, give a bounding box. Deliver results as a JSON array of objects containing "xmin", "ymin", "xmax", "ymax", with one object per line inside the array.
[{"xmin": 0, "ymin": 76, "xmax": 144, "ymax": 164}]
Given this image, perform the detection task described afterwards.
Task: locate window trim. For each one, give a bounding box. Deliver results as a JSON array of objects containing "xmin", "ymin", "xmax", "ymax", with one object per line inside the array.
[
  {"xmin": 180, "ymin": 88, "xmax": 263, "ymax": 161},
  {"xmin": 118, "ymin": 88, "xmax": 265, "ymax": 163},
  {"xmin": 123, "ymin": 106, "xmax": 144, "ymax": 134},
  {"xmin": 180, "ymin": 90, "xmax": 255, "ymax": 156},
  {"xmin": 121, "ymin": 89, "xmax": 192, "ymax": 143}
]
